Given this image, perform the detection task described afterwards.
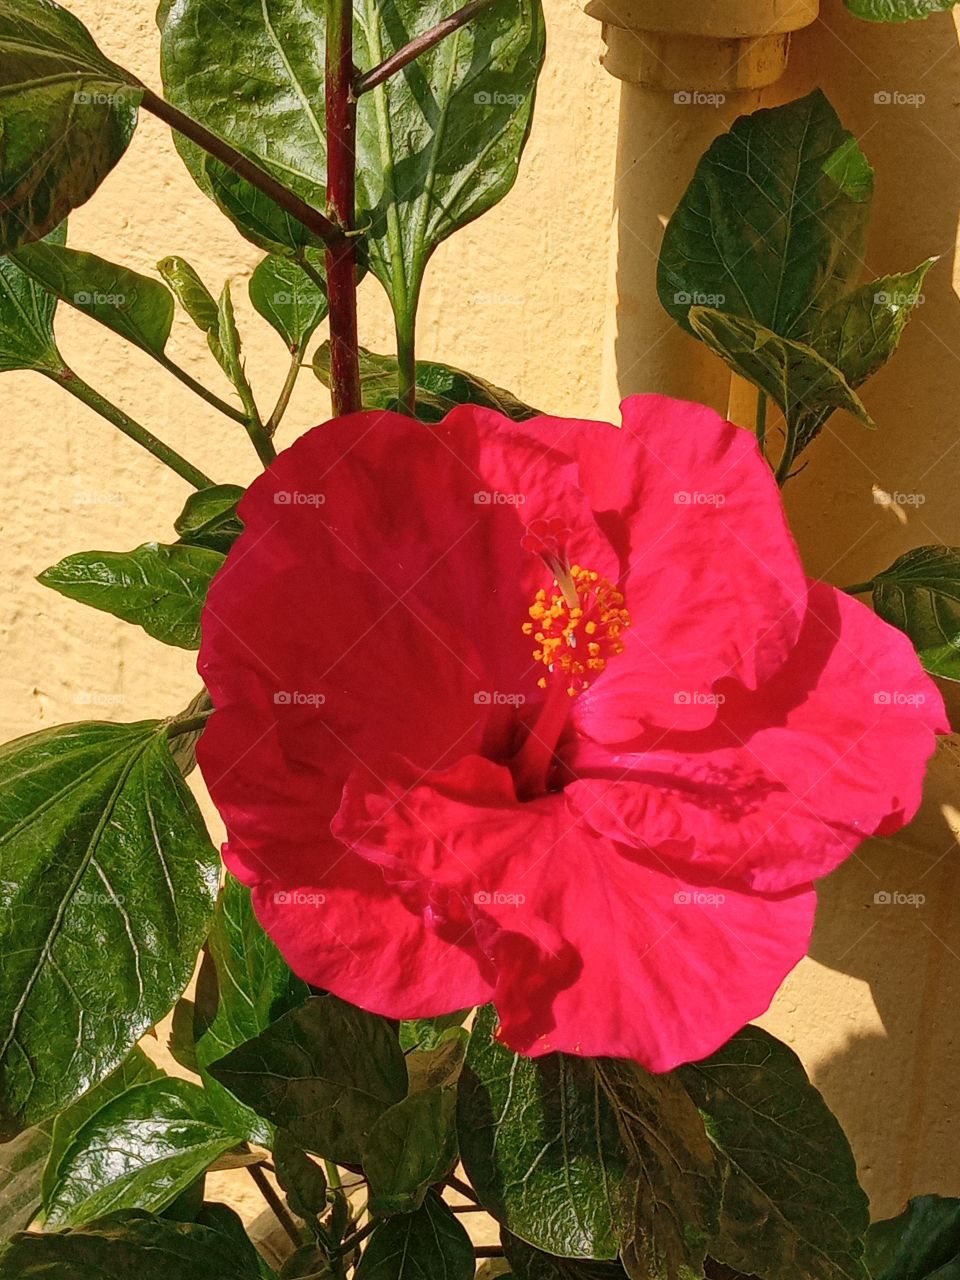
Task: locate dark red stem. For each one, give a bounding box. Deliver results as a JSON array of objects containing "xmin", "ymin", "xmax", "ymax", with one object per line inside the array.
[
  {"xmin": 325, "ymin": 0, "xmax": 362, "ymax": 416},
  {"xmin": 354, "ymin": 0, "xmax": 497, "ymax": 96}
]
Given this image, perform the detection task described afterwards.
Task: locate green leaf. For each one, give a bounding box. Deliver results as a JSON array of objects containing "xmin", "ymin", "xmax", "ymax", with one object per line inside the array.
[
  {"xmin": 502, "ymin": 1232, "xmax": 628, "ymax": 1280},
  {"xmin": 399, "ymin": 1011, "xmax": 471, "ymax": 1053},
  {"xmin": 157, "ymin": 256, "xmax": 220, "ymax": 334},
  {"xmin": 0, "ymin": 1124, "xmax": 51, "ymax": 1242},
  {"xmin": 363, "ymin": 1086, "xmax": 457, "ymax": 1215},
  {"xmin": 158, "ymin": 0, "xmax": 545, "ymax": 324},
  {"xmin": 355, "ymin": 1191, "xmax": 474, "ymax": 1280},
  {"xmin": 678, "ymin": 1026, "xmax": 869, "ymax": 1280},
  {"xmin": 215, "ymin": 281, "xmax": 258, "ymax": 414},
  {"xmin": 659, "ymin": 91, "xmax": 873, "ymax": 339},
  {"xmin": 209, "ymin": 994, "xmax": 407, "ymax": 1164},
  {"xmin": 844, "ymin": 0, "xmax": 958, "ymax": 19},
  {"xmin": 313, "ymin": 342, "xmax": 540, "ymax": 422},
  {"xmin": 193, "ymin": 877, "xmax": 309, "ymax": 1146},
  {"xmin": 405, "ymin": 1030, "xmax": 468, "ymax": 1093},
  {"xmin": 595, "ymin": 1058, "xmax": 719, "ymax": 1280},
  {"xmin": 250, "ymin": 253, "xmax": 328, "ymax": 351},
  {"xmin": 0, "ymin": 720, "xmax": 219, "ymax": 1138},
  {"xmin": 0, "ymin": 1, "xmax": 141, "ymax": 252},
  {"xmin": 44, "ymin": 1079, "xmax": 238, "ymax": 1226},
  {"xmin": 42, "ymin": 1047, "xmax": 162, "ymax": 1208},
  {"xmin": 38, "ymin": 541, "xmax": 224, "ymax": 650},
  {"xmin": 870, "ymin": 546, "xmax": 960, "ymax": 679},
  {"xmin": 0, "ymin": 222, "xmax": 67, "ymax": 372},
  {"xmin": 12, "ymin": 242, "xmax": 174, "ymax": 358},
  {"xmin": 175, "ymin": 485, "xmax": 246, "ymax": 554},
  {"xmin": 865, "ymin": 1196, "xmax": 960, "ymax": 1278},
  {"xmin": 457, "ymin": 1005, "xmax": 628, "ymax": 1259},
  {"xmin": 688, "ymin": 306, "xmax": 875, "ymax": 432},
  {"xmin": 273, "ymin": 1128, "xmax": 327, "ymax": 1221},
  {"xmin": 0, "ymin": 1209, "xmax": 265, "ymax": 1279}
]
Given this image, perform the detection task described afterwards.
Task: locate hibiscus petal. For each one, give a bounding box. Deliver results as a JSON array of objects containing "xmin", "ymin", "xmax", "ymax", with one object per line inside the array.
[{"xmin": 565, "ymin": 581, "xmax": 947, "ymax": 892}]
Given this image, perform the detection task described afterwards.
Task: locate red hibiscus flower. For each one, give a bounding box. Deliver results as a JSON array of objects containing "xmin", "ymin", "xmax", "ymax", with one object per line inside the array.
[{"xmin": 197, "ymin": 396, "xmax": 945, "ymax": 1071}]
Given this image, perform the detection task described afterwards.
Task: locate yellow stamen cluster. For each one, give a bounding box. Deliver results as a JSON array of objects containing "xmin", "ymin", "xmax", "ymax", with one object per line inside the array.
[{"xmin": 522, "ymin": 566, "xmax": 631, "ymax": 698}]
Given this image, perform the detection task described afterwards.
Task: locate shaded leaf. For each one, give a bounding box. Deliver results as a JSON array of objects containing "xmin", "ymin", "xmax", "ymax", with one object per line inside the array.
[
  {"xmin": 38, "ymin": 541, "xmax": 224, "ymax": 649},
  {"xmin": 596, "ymin": 1058, "xmax": 719, "ymax": 1280},
  {"xmin": 363, "ymin": 1086, "xmax": 457, "ymax": 1215},
  {"xmin": 250, "ymin": 253, "xmax": 327, "ymax": 351},
  {"xmin": 0, "ymin": 1123, "xmax": 51, "ymax": 1242},
  {"xmin": 678, "ymin": 1026, "xmax": 869, "ymax": 1280},
  {"xmin": 871, "ymin": 546, "xmax": 960, "ymax": 680},
  {"xmin": 354, "ymin": 1191, "xmax": 474, "ymax": 1280},
  {"xmin": 44, "ymin": 1079, "xmax": 238, "ymax": 1226},
  {"xmin": 865, "ymin": 1195, "xmax": 960, "ymax": 1278},
  {"xmin": 12, "ymin": 241, "xmax": 174, "ymax": 357},
  {"xmin": 273, "ymin": 1128, "xmax": 327, "ymax": 1221},
  {"xmin": 457, "ymin": 1005, "xmax": 628, "ymax": 1259},
  {"xmin": 399, "ymin": 1010, "xmax": 471, "ymax": 1053},
  {"xmin": 405, "ymin": 1030, "xmax": 468, "ymax": 1093},
  {"xmin": 209, "ymin": 994, "xmax": 407, "ymax": 1164},
  {"xmin": 0, "ymin": 1, "xmax": 140, "ymax": 252},
  {"xmin": 502, "ymin": 1232, "xmax": 628, "ymax": 1280},
  {"xmin": 175, "ymin": 485, "xmax": 245, "ymax": 554},
  {"xmin": 0, "ymin": 721, "xmax": 219, "ymax": 1138},
  {"xmin": 0, "ymin": 1208, "xmax": 264, "ymax": 1279},
  {"xmin": 0, "ymin": 222, "xmax": 67, "ymax": 372}
]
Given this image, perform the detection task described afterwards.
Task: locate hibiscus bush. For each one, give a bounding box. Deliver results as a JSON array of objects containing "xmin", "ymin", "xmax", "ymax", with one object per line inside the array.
[{"xmin": 2, "ymin": 1, "xmax": 960, "ymax": 1278}]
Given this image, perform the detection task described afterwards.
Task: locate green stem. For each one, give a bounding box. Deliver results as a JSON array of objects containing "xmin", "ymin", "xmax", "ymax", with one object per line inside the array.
[
  {"xmin": 234, "ymin": 375, "xmax": 275, "ymax": 466},
  {"xmin": 158, "ymin": 355, "xmax": 248, "ymax": 425},
  {"xmin": 774, "ymin": 414, "xmax": 799, "ymax": 487},
  {"xmin": 396, "ymin": 312, "xmax": 417, "ymax": 415},
  {"xmin": 324, "ymin": 1161, "xmax": 343, "ymax": 1191},
  {"xmin": 47, "ymin": 366, "xmax": 213, "ymax": 489},
  {"xmin": 842, "ymin": 580, "xmax": 876, "ymax": 596},
  {"xmin": 266, "ymin": 347, "xmax": 304, "ymax": 438},
  {"xmin": 166, "ymin": 710, "xmax": 214, "ymax": 739},
  {"xmin": 755, "ymin": 390, "xmax": 768, "ymax": 454}
]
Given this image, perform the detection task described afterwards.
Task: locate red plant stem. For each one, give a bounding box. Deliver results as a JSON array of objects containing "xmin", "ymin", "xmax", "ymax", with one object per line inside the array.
[
  {"xmin": 325, "ymin": 0, "xmax": 362, "ymax": 416},
  {"xmin": 354, "ymin": 0, "xmax": 497, "ymax": 96}
]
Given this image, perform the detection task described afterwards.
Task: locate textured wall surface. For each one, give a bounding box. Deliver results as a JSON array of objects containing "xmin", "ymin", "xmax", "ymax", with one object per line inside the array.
[{"xmin": 2, "ymin": 0, "xmax": 959, "ymax": 1226}]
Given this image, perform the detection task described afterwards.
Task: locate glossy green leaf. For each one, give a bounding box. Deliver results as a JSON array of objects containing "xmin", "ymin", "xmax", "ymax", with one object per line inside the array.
[
  {"xmin": 659, "ymin": 91, "xmax": 873, "ymax": 339},
  {"xmin": 209, "ymin": 994, "xmax": 407, "ymax": 1164},
  {"xmin": 175, "ymin": 485, "xmax": 245, "ymax": 554},
  {"xmin": 355, "ymin": 1191, "xmax": 474, "ymax": 1280},
  {"xmin": 596, "ymin": 1058, "xmax": 719, "ymax": 1280},
  {"xmin": 870, "ymin": 546, "xmax": 960, "ymax": 679},
  {"xmin": 38, "ymin": 541, "xmax": 224, "ymax": 649},
  {"xmin": 865, "ymin": 1196, "xmax": 960, "ymax": 1278},
  {"xmin": 844, "ymin": 0, "xmax": 958, "ymax": 18},
  {"xmin": 192, "ymin": 877, "xmax": 309, "ymax": 1145},
  {"xmin": 457, "ymin": 1005, "xmax": 628, "ymax": 1259},
  {"xmin": 399, "ymin": 1010, "xmax": 471, "ymax": 1053},
  {"xmin": 0, "ymin": 1209, "xmax": 265, "ymax": 1279},
  {"xmin": 0, "ymin": 222, "xmax": 67, "ymax": 372},
  {"xmin": 363, "ymin": 1086, "xmax": 457, "ymax": 1215},
  {"xmin": 250, "ymin": 253, "xmax": 327, "ymax": 351},
  {"xmin": 12, "ymin": 242, "xmax": 174, "ymax": 357},
  {"xmin": 0, "ymin": 1, "xmax": 141, "ymax": 252},
  {"xmin": 313, "ymin": 342, "xmax": 540, "ymax": 421},
  {"xmin": 157, "ymin": 256, "xmax": 220, "ymax": 334},
  {"xmin": 0, "ymin": 1124, "xmax": 51, "ymax": 1241},
  {"xmin": 502, "ymin": 1233, "xmax": 628, "ymax": 1280},
  {"xmin": 688, "ymin": 307, "xmax": 875, "ymax": 432},
  {"xmin": 214, "ymin": 281, "xmax": 258, "ymax": 414},
  {"xmin": 158, "ymin": 0, "xmax": 544, "ymax": 323},
  {"xmin": 273, "ymin": 1128, "xmax": 327, "ymax": 1221},
  {"xmin": 45, "ymin": 1079, "xmax": 238, "ymax": 1226},
  {"xmin": 678, "ymin": 1026, "xmax": 869, "ymax": 1280},
  {"xmin": 0, "ymin": 720, "xmax": 219, "ymax": 1138},
  {"xmin": 42, "ymin": 1047, "xmax": 162, "ymax": 1207}
]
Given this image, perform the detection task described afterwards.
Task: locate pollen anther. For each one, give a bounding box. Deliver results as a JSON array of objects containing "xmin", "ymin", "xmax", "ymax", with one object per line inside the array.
[{"xmin": 525, "ymin": 565, "xmax": 631, "ymax": 697}]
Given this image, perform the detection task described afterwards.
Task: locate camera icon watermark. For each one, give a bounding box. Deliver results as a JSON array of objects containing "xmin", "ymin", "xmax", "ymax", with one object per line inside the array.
[
  {"xmin": 674, "ymin": 690, "xmax": 726, "ymax": 707},
  {"xmin": 474, "ymin": 491, "xmax": 526, "ymax": 506},
  {"xmin": 274, "ymin": 690, "xmax": 326, "ymax": 707},
  {"xmin": 874, "ymin": 89, "xmax": 925, "ymax": 108},
  {"xmin": 474, "ymin": 90, "xmax": 525, "ymax": 107},
  {"xmin": 674, "ymin": 90, "xmax": 726, "ymax": 108},
  {"xmin": 674, "ymin": 890, "xmax": 726, "ymax": 907},
  {"xmin": 873, "ymin": 890, "xmax": 925, "ymax": 907},
  {"xmin": 674, "ymin": 291, "xmax": 726, "ymax": 307},
  {"xmin": 74, "ymin": 290, "xmax": 126, "ymax": 308},
  {"xmin": 274, "ymin": 491, "xmax": 326, "ymax": 506},
  {"xmin": 273, "ymin": 890, "xmax": 327, "ymax": 907},
  {"xmin": 474, "ymin": 690, "xmax": 526, "ymax": 707},
  {"xmin": 874, "ymin": 690, "xmax": 927, "ymax": 707},
  {"xmin": 474, "ymin": 890, "xmax": 526, "ymax": 906},
  {"xmin": 674, "ymin": 491, "xmax": 726, "ymax": 506}
]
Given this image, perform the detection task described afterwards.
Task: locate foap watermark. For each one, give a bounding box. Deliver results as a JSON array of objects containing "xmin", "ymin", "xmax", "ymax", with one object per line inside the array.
[
  {"xmin": 74, "ymin": 290, "xmax": 126, "ymax": 308},
  {"xmin": 74, "ymin": 489, "xmax": 124, "ymax": 507},
  {"xmin": 873, "ymin": 488, "xmax": 926, "ymax": 509},
  {"xmin": 874, "ymin": 890, "xmax": 925, "ymax": 908},
  {"xmin": 74, "ymin": 889, "xmax": 125, "ymax": 906},
  {"xmin": 274, "ymin": 690, "xmax": 326, "ymax": 707},
  {"xmin": 875, "ymin": 690, "xmax": 927, "ymax": 707},
  {"xmin": 474, "ymin": 89, "xmax": 525, "ymax": 107},
  {"xmin": 474, "ymin": 490, "xmax": 526, "ymax": 506},
  {"xmin": 674, "ymin": 690, "xmax": 726, "ymax": 707},
  {"xmin": 474, "ymin": 890, "xmax": 526, "ymax": 906},
  {"xmin": 74, "ymin": 90, "xmax": 130, "ymax": 107},
  {"xmin": 875, "ymin": 289, "xmax": 925, "ymax": 308},
  {"xmin": 74, "ymin": 690, "xmax": 125, "ymax": 708},
  {"xmin": 674, "ymin": 290, "xmax": 726, "ymax": 307},
  {"xmin": 275, "ymin": 490, "xmax": 326, "ymax": 506},
  {"xmin": 273, "ymin": 890, "xmax": 327, "ymax": 907},
  {"xmin": 674, "ymin": 490, "xmax": 726, "ymax": 507},
  {"xmin": 674, "ymin": 890, "xmax": 726, "ymax": 907},
  {"xmin": 874, "ymin": 89, "xmax": 926, "ymax": 108},
  {"xmin": 674, "ymin": 90, "xmax": 726, "ymax": 108},
  {"xmin": 474, "ymin": 690, "xmax": 526, "ymax": 707}
]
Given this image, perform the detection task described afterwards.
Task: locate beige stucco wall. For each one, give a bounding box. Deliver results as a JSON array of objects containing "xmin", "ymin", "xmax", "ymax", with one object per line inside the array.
[{"xmin": 2, "ymin": 0, "xmax": 959, "ymax": 1223}]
